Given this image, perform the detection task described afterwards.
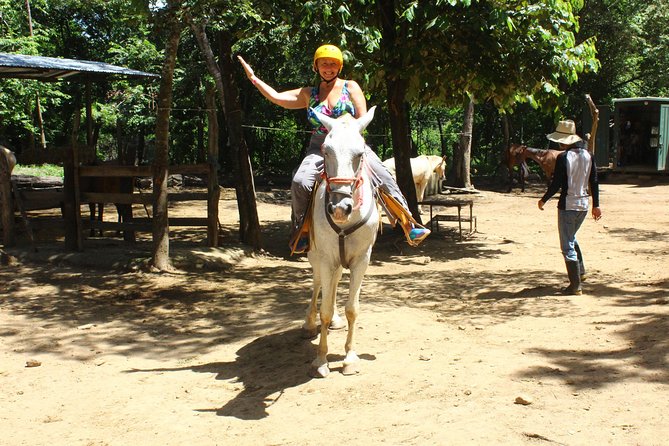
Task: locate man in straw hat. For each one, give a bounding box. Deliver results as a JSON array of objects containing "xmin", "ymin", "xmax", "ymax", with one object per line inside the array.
[{"xmin": 538, "ymin": 119, "xmax": 602, "ymax": 295}]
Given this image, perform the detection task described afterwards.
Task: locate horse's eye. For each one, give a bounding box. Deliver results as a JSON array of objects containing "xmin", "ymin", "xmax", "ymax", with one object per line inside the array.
[{"xmin": 322, "ymin": 145, "xmax": 335, "ymax": 159}]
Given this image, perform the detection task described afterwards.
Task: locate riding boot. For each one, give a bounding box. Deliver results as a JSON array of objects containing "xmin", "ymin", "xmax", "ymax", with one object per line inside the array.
[
  {"xmin": 579, "ymin": 260, "xmax": 586, "ymax": 282},
  {"xmin": 575, "ymin": 242, "xmax": 586, "ymax": 281},
  {"xmin": 563, "ymin": 260, "xmax": 582, "ymax": 295}
]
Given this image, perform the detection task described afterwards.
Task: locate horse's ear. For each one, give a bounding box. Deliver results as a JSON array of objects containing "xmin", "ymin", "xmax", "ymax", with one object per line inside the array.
[
  {"xmin": 311, "ymin": 108, "xmax": 337, "ymax": 133},
  {"xmin": 356, "ymin": 106, "xmax": 376, "ymax": 133}
]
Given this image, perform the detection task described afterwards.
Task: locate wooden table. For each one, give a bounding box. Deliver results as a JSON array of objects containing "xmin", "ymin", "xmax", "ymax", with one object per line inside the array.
[{"xmin": 418, "ymin": 197, "xmax": 477, "ymax": 241}]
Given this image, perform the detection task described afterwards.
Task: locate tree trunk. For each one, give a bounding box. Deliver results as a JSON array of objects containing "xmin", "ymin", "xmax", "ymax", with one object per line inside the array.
[
  {"xmin": 151, "ymin": 1, "xmax": 182, "ymax": 271},
  {"xmin": 460, "ymin": 97, "xmax": 474, "ymax": 189},
  {"xmin": 205, "ymin": 82, "xmax": 220, "ymax": 247},
  {"xmin": 377, "ymin": 0, "xmax": 421, "ymax": 221},
  {"xmin": 501, "ymin": 113, "xmax": 510, "ymax": 164},
  {"xmin": 585, "ymin": 94, "xmax": 599, "ymax": 154},
  {"xmin": 25, "ymin": 0, "xmax": 46, "ymax": 150},
  {"xmin": 437, "ymin": 115, "xmax": 445, "ymax": 156},
  {"xmin": 447, "ymin": 97, "xmax": 474, "ymax": 189},
  {"xmin": 217, "ymin": 31, "xmax": 262, "ymax": 248},
  {"xmin": 197, "ymin": 108, "xmax": 205, "ymax": 163},
  {"xmin": 387, "ymin": 79, "xmax": 420, "ymax": 219},
  {"xmin": 446, "ymin": 140, "xmax": 462, "ymax": 186},
  {"xmin": 188, "ymin": 19, "xmax": 261, "ymax": 249}
]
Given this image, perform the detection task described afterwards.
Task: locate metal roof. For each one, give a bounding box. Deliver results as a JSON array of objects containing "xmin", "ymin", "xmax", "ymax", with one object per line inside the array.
[
  {"xmin": 613, "ymin": 97, "xmax": 669, "ymax": 104},
  {"xmin": 0, "ymin": 53, "xmax": 159, "ymax": 81}
]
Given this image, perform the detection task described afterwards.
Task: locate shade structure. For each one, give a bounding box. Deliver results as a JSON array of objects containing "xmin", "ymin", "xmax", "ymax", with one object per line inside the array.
[{"xmin": 0, "ymin": 53, "xmax": 159, "ymax": 82}]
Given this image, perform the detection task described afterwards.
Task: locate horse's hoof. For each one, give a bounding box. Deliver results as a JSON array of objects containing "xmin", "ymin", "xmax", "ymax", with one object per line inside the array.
[
  {"xmin": 342, "ymin": 352, "xmax": 360, "ymax": 375},
  {"xmin": 310, "ymin": 364, "xmax": 330, "ymax": 378},
  {"xmin": 329, "ymin": 314, "xmax": 347, "ymax": 330},
  {"xmin": 342, "ymin": 362, "xmax": 360, "ymax": 376},
  {"xmin": 301, "ymin": 326, "xmax": 318, "ymax": 339}
]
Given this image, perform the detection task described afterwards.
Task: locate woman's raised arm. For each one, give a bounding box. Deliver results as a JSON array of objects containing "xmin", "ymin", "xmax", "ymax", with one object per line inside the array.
[{"xmin": 237, "ymin": 55, "xmax": 309, "ymax": 110}]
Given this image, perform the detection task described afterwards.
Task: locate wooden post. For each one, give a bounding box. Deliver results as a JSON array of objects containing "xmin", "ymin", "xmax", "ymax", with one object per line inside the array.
[
  {"xmin": 86, "ymin": 80, "xmax": 93, "ymax": 148},
  {"xmin": 205, "ymin": 83, "xmax": 220, "ymax": 247},
  {"xmin": 0, "ymin": 152, "xmax": 15, "ymax": 247},
  {"xmin": 63, "ymin": 103, "xmax": 83, "ymax": 251},
  {"xmin": 585, "ymin": 94, "xmax": 599, "ymax": 154}
]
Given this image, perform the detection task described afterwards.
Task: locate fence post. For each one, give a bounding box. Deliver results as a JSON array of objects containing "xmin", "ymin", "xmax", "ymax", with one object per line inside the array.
[
  {"xmin": 0, "ymin": 152, "xmax": 15, "ymax": 247},
  {"xmin": 63, "ymin": 104, "xmax": 83, "ymax": 251}
]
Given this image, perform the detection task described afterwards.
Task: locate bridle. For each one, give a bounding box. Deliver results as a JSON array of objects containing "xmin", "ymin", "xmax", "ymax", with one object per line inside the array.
[
  {"xmin": 320, "ymin": 152, "xmax": 367, "ymax": 212},
  {"xmin": 320, "ymin": 152, "xmax": 375, "ymax": 268}
]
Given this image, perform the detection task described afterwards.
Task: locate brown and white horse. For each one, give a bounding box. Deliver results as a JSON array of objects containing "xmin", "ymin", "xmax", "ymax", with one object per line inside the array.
[
  {"xmin": 504, "ymin": 143, "xmax": 529, "ymax": 192},
  {"xmin": 522, "ymin": 146, "xmax": 561, "ymax": 182},
  {"xmin": 505, "ymin": 144, "xmax": 561, "ymax": 191}
]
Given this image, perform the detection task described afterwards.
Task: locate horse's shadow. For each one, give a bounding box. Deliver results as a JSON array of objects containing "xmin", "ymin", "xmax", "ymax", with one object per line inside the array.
[{"xmin": 126, "ymin": 328, "xmax": 371, "ymax": 420}]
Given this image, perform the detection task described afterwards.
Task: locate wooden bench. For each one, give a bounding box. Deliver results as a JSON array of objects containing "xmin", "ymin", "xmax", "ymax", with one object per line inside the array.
[{"xmin": 418, "ymin": 197, "xmax": 477, "ymax": 241}]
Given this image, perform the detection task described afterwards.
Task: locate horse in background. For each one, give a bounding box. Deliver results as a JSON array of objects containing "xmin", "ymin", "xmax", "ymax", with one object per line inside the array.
[
  {"xmin": 303, "ymin": 107, "xmax": 379, "ymax": 378},
  {"xmin": 504, "ymin": 143, "xmax": 529, "ymax": 192},
  {"xmin": 382, "ymin": 154, "xmax": 447, "ymax": 202},
  {"xmin": 522, "ymin": 146, "xmax": 561, "ymax": 182},
  {"xmin": 504, "ymin": 144, "xmax": 561, "ymax": 192},
  {"xmin": 411, "ymin": 155, "xmax": 447, "ymax": 202}
]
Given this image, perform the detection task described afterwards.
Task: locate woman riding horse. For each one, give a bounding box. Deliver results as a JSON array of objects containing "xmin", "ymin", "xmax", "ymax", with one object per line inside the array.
[{"xmin": 238, "ymin": 44, "xmax": 430, "ymax": 253}]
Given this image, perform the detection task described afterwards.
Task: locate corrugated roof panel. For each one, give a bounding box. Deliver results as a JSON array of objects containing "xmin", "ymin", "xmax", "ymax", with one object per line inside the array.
[
  {"xmin": 0, "ymin": 53, "xmax": 159, "ymax": 81},
  {"xmin": 613, "ymin": 97, "xmax": 669, "ymax": 104}
]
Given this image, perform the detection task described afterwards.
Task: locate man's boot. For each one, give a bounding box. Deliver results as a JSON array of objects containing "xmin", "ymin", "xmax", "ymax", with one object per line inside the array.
[
  {"xmin": 563, "ymin": 260, "xmax": 582, "ymax": 295},
  {"xmin": 575, "ymin": 243, "xmax": 586, "ymax": 281}
]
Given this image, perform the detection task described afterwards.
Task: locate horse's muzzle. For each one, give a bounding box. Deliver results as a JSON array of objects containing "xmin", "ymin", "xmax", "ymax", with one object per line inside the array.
[{"xmin": 327, "ymin": 190, "xmax": 354, "ymax": 222}]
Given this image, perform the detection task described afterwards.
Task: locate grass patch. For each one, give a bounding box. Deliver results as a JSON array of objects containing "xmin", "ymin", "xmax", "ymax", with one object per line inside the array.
[{"xmin": 13, "ymin": 164, "xmax": 64, "ymax": 177}]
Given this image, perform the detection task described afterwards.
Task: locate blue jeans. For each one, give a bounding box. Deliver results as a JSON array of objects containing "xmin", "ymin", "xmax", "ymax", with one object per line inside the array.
[{"xmin": 558, "ymin": 209, "xmax": 587, "ymax": 262}]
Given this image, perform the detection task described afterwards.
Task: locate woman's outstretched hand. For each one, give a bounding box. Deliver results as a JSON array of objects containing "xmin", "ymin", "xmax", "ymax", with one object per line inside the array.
[{"xmin": 237, "ymin": 55, "xmax": 254, "ymax": 80}]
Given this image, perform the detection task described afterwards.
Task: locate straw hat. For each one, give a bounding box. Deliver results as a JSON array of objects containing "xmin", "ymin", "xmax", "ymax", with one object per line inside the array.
[{"xmin": 546, "ymin": 120, "xmax": 583, "ymax": 145}]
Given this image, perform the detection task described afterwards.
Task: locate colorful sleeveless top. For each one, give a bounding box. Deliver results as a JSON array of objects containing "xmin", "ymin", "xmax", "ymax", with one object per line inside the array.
[{"xmin": 307, "ymin": 81, "xmax": 356, "ymax": 134}]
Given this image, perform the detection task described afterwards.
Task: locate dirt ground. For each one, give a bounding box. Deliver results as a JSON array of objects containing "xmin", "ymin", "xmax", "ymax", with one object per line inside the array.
[{"xmin": 1, "ymin": 174, "xmax": 668, "ymax": 446}]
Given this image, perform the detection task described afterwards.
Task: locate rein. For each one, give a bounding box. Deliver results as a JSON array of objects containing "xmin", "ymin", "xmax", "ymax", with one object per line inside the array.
[{"xmin": 324, "ymin": 191, "xmax": 375, "ymax": 269}]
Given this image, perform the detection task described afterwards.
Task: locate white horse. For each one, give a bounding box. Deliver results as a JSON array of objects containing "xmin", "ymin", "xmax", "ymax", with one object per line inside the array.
[
  {"xmin": 382, "ymin": 154, "xmax": 446, "ymax": 202},
  {"xmin": 302, "ymin": 107, "xmax": 379, "ymax": 378},
  {"xmin": 412, "ymin": 155, "xmax": 446, "ymax": 202}
]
